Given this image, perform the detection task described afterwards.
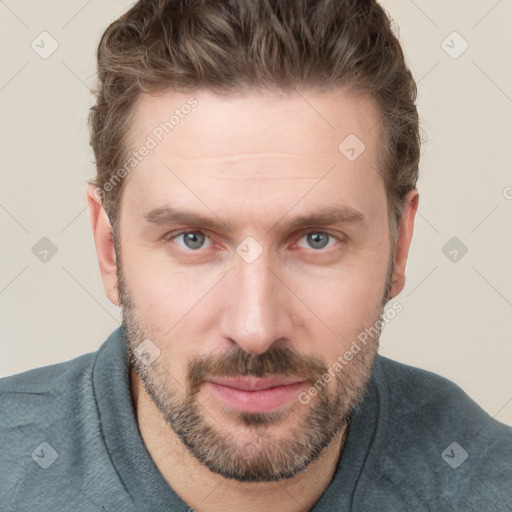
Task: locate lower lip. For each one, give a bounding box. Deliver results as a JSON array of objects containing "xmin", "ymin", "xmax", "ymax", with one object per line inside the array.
[{"xmin": 205, "ymin": 381, "xmax": 308, "ymax": 413}]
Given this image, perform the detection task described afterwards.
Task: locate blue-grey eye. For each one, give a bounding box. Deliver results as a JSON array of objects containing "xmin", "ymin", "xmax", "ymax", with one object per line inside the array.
[
  {"xmin": 297, "ymin": 232, "xmax": 336, "ymax": 250},
  {"xmin": 175, "ymin": 231, "xmax": 211, "ymax": 250}
]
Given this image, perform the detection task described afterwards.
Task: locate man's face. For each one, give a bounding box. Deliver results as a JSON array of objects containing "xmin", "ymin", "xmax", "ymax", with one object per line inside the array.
[{"xmin": 115, "ymin": 88, "xmax": 392, "ymax": 481}]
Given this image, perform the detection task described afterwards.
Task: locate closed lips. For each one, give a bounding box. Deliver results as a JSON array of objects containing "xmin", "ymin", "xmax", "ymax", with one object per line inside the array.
[{"xmin": 207, "ymin": 376, "xmax": 308, "ymax": 391}]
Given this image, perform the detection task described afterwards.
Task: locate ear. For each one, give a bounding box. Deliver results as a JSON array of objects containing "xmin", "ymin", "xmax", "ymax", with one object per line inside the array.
[
  {"xmin": 86, "ymin": 185, "xmax": 120, "ymax": 306},
  {"xmin": 387, "ymin": 189, "xmax": 419, "ymax": 300}
]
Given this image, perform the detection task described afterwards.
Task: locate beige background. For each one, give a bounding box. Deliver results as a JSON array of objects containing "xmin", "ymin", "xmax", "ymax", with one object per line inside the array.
[{"xmin": 0, "ymin": 0, "xmax": 511, "ymax": 425}]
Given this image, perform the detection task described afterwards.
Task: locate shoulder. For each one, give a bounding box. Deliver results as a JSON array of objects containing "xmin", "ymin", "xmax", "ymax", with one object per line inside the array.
[
  {"xmin": 0, "ymin": 342, "xmax": 119, "ymax": 511},
  {"xmin": 374, "ymin": 354, "xmax": 511, "ymax": 438},
  {"xmin": 0, "ymin": 350, "xmax": 97, "ymax": 430},
  {"xmin": 0, "ymin": 350, "xmax": 96, "ymax": 394},
  {"xmin": 0, "ymin": 349, "xmax": 99, "ymax": 463},
  {"xmin": 361, "ymin": 355, "xmax": 512, "ymax": 510}
]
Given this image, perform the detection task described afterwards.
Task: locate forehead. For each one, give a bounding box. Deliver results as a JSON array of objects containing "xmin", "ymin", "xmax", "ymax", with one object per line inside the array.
[
  {"xmin": 128, "ymin": 87, "xmax": 381, "ymax": 162},
  {"xmin": 120, "ymin": 88, "xmax": 385, "ymax": 227}
]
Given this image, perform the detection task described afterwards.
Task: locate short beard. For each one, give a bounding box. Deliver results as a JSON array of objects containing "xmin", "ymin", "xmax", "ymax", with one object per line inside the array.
[{"xmin": 114, "ymin": 236, "xmax": 390, "ymax": 482}]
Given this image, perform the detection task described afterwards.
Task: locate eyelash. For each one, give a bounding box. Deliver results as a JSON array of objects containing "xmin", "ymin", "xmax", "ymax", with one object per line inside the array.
[{"xmin": 164, "ymin": 229, "xmax": 344, "ymax": 255}]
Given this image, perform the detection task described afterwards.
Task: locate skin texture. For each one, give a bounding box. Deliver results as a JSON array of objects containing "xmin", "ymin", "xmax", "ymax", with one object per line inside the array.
[{"xmin": 87, "ymin": 88, "xmax": 418, "ymax": 512}]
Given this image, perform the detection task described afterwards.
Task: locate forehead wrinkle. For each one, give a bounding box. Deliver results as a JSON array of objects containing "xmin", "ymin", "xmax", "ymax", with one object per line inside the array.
[
  {"xmin": 153, "ymin": 155, "xmax": 341, "ymax": 182},
  {"xmin": 167, "ymin": 152, "xmax": 330, "ymax": 162}
]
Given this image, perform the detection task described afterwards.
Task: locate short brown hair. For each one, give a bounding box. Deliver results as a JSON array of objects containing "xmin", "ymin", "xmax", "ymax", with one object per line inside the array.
[{"xmin": 88, "ymin": 0, "xmax": 420, "ymax": 236}]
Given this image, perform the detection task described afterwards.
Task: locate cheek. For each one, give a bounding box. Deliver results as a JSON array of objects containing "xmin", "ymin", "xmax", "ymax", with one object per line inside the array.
[
  {"xmin": 121, "ymin": 248, "xmax": 228, "ymax": 362},
  {"xmin": 293, "ymin": 253, "xmax": 387, "ymax": 314},
  {"xmin": 290, "ymin": 258, "xmax": 387, "ymax": 360},
  {"xmin": 121, "ymin": 240, "xmax": 197, "ymax": 310}
]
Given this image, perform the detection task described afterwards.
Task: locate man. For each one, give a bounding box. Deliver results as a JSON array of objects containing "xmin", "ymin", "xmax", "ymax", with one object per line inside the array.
[{"xmin": 1, "ymin": 0, "xmax": 511, "ymax": 510}]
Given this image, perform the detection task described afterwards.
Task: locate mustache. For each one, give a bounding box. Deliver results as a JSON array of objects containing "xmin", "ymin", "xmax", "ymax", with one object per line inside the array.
[{"xmin": 186, "ymin": 344, "xmax": 328, "ymax": 395}]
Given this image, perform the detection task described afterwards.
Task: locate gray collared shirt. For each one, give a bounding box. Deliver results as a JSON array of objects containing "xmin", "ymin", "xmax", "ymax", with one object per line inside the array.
[{"xmin": 1, "ymin": 327, "xmax": 511, "ymax": 511}]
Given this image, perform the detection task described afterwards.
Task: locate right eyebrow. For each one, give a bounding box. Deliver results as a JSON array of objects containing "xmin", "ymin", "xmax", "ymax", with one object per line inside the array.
[{"xmin": 143, "ymin": 206, "xmax": 231, "ymax": 232}]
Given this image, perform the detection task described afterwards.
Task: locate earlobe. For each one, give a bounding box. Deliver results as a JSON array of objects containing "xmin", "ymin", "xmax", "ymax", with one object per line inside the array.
[
  {"xmin": 86, "ymin": 185, "xmax": 120, "ymax": 306},
  {"xmin": 387, "ymin": 189, "xmax": 419, "ymax": 300}
]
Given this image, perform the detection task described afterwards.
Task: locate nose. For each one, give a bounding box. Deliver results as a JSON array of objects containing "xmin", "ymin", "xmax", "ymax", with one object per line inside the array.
[{"xmin": 220, "ymin": 247, "xmax": 291, "ymax": 355}]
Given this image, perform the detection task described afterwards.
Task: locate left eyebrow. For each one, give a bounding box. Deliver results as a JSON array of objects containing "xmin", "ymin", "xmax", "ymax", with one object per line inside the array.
[{"xmin": 269, "ymin": 205, "xmax": 365, "ymax": 232}]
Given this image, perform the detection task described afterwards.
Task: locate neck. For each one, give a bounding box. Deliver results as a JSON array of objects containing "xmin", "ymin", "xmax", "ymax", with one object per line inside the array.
[{"xmin": 131, "ymin": 369, "xmax": 348, "ymax": 512}]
